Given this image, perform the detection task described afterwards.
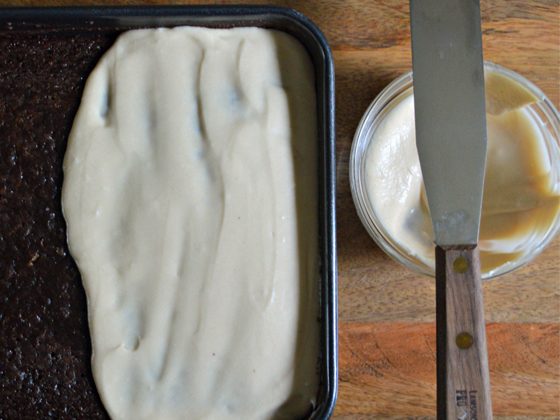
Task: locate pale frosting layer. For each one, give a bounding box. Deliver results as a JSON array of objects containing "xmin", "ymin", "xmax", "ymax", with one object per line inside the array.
[{"xmin": 62, "ymin": 27, "xmax": 319, "ymax": 420}]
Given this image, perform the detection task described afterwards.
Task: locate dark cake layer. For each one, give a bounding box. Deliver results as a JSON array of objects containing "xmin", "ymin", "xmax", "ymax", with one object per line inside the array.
[{"xmin": 0, "ymin": 29, "xmax": 117, "ymax": 419}]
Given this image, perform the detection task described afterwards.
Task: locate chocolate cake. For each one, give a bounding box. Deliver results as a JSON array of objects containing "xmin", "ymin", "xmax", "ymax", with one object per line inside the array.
[{"xmin": 0, "ymin": 28, "xmax": 119, "ymax": 419}]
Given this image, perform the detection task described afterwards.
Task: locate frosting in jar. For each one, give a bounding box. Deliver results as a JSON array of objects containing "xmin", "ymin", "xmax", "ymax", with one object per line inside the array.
[
  {"xmin": 365, "ymin": 69, "xmax": 560, "ymax": 276},
  {"xmin": 62, "ymin": 27, "xmax": 319, "ymax": 419}
]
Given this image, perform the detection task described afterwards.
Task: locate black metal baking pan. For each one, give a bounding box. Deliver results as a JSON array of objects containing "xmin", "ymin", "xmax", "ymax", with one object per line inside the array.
[{"xmin": 0, "ymin": 6, "xmax": 337, "ymax": 419}]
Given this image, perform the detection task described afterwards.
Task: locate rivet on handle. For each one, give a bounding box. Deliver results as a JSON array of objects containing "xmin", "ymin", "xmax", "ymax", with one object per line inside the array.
[
  {"xmin": 453, "ymin": 255, "xmax": 469, "ymax": 273},
  {"xmin": 456, "ymin": 332, "xmax": 474, "ymax": 349}
]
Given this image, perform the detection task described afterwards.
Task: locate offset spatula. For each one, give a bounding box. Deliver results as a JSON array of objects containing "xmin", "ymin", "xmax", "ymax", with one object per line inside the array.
[{"xmin": 410, "ymin": 0, "xmax": 492, "ymax": 419}]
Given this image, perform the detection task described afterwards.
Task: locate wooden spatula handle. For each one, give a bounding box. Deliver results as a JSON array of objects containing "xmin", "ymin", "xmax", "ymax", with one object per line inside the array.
[{"xmin": 436, "ymin": 245, "xmax": 492, "ymax": 419}]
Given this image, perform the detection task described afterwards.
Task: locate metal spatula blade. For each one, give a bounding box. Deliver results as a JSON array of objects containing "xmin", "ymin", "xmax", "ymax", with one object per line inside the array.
[{"xmin": 411, "ymin": 0, "xmax": 487, "ymax": 246}]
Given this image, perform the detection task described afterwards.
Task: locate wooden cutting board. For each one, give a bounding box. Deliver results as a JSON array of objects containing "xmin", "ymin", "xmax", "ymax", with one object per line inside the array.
[{"xmin": 6, "ymin": 0, "xmax": 558, "ymax": 417}]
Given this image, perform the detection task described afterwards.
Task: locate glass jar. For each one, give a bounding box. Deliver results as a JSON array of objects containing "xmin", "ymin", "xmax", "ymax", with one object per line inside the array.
[{"xmin": 350, "ymin": 62, "xmax": 560, "ymax": 279}]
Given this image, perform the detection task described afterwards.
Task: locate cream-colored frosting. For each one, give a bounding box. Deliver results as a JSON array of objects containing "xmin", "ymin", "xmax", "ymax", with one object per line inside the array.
[
  {"xmin": 62, "ymin": 27, "xmax": 318, "ymax": 420},
  {"xmin": 365, "ymin": 72, "xmax": 560, "ymax": 276}
]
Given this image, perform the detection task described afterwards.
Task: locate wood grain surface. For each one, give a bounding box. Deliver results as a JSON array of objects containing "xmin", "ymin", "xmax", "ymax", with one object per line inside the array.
[{"xmin": 2, "ymin": 0, "xmax": 558, "ymax": 418}]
